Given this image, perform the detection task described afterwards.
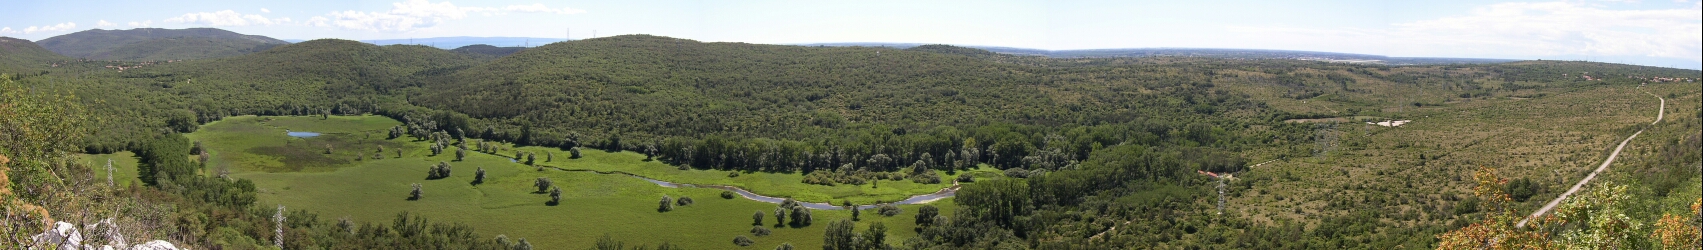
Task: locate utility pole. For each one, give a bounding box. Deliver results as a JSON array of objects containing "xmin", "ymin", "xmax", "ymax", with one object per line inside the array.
[{"xmin": 1216, "ymin": 177, "xmax": 1226, "ymax": 215}]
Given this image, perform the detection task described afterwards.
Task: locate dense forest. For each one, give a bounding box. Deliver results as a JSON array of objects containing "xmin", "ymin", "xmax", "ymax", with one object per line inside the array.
[{"xmin": 3, "ymin": 33, "xmax": 1700, "ymax": 249}]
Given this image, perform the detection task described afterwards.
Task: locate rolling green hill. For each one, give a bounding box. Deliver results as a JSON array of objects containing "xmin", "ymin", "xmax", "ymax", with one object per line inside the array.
[
  {"xmin": 5, "ymin": 33, "xmax": 1700, "ymax": 249},
  {"xmin": 450, "ymin": 44, "xmax": 527, "ymax": 57},
  {"xmin": 0, "ymin": 36, "xmax": 71, "ymax": 74},
  {"xmin": 35, "ymin": 28, "xmax": 288, "ymax": 61}
]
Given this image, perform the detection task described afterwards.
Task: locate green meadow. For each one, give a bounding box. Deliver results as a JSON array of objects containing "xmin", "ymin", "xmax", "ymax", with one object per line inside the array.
[{"xmin": 87, "ymin": 115, "xmax": 962, "ymax": 249}]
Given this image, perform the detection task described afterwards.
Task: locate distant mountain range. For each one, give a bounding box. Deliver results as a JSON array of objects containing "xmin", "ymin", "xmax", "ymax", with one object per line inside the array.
[
  {"xmin": 22, "ymin": 28, "xmax": 1520, "ymax": 66},
  {"xmin": 37, "ymin": 28, "xmax": 288, "ymax": 61},
  {"xmin": 336, "ymin": 37, "xmax": 568, "ymax": 50},
  {"xmin": 797, "ymin": 42, "xmax": 1518, "ymax": 65}
]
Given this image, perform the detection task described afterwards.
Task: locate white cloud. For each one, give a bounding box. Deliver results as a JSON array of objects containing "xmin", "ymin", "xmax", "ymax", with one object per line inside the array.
[
  {"xmin": 261, "ymin": 8, "xmax": 271, "ymax": 13},
  {"xmin": 1233, "ymin": 1, "xmax": 1701, "ymax": 62},
  {"xmin": 504, "ymin": 3, "xmax": 586, "ymax": 14},
  {"xmin": 97, "ymin": 20, "xmax": 116, "ymax": 27},
  {"xmin": 128, "ymin": 20, "xmax": 153, "ymax": 27},
  {"xmin": 10, "ymin": 22, "xmax": 78, "ymax": 34},
  {"xmin": 164, "ymin": 10, "xmax": 289, "ymax": 26},
  {"xmin": 1, "ymin": 22, "xmax": 77, "ymax": 35},
  {"xmin": 308, "ymin": 1, "xmax": 584, "ymax": 32}
]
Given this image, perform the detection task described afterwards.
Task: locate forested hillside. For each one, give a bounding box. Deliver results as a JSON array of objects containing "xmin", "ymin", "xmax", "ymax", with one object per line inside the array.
[
  {"xmin": 3, "ymin": 34, "xmax": 1698, "ymax": 249},
  {"xmin": 0, "ymin": 37, "xmax": 69, "ymax": 74},
  {"xmin": 36, "ymin": 28, "xmax": 288, "ymax": 61}
]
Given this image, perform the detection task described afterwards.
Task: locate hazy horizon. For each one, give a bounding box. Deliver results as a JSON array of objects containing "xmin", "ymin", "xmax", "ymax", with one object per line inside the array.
[{"xmin": 4, "ymin": 0, "xmax": 1699, "ymax": 69}]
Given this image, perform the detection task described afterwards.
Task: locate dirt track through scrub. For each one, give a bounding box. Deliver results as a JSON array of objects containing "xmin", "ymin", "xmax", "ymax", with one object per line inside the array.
[{"xmin": 1516, "ymin": 93, "xmax": 1664, "ymax": 228}]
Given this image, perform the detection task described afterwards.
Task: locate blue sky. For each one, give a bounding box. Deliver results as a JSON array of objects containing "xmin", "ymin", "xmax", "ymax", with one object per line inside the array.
[{"xmin": 3, "ymin": 0, "xmax": 1699, "ymax": 69}]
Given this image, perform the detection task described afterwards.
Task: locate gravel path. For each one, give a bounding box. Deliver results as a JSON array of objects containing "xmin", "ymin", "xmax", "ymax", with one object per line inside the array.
[{"xmin": 1517, "ymin": 94, "xmax": 1663, "ymax": 228}]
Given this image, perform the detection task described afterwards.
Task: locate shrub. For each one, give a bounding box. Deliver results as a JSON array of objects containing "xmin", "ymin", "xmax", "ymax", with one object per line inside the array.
[
  {"xmin": 790, "ymin": 206, "xmax": 812, "ymax": 226},
  {"xmin": 409, "ymin": 183, "xmax": 422, "ymax": 200},
  {"xmin": 753, "ymin": 211, "xmax": 765, "ymax": 225},
  {"xmin": 774, "ymin": 243, "xmax": 794, "ymax": 250},
  {"xmin": 676, "ymin": 196, "xmax": 694, "ymax": 206},
  {"xmin": 722, "ymin": 190, "xmax": 737, "ymax": 199},
  {"xmin": 878, "ymin": 204, "xmax": 902, "ymax": 217},
  {"xmin": 956, "ymin": 174, "xmax": 974, "ymax": 183},
  {"xmin": 1004, "ymin": 168, "xmax": 1029, "ymax": 178},
  {"xmin": 549, "ymin": 186, "xmax": 563, "ymax": 205},
  {"xmin": 427, "ymin": 162, "xmax": 452, "ymax": 179},
  {"xmin": 916, "ymin": 205, "xmax": 939, "ymax": 226},
  {"xmin": 534, "ymin": 177, "xmax": 552, "ymax": 193},
  {"xmin": 750, "ymin": 226, "xmax": 771, "ymax": 236},
  {"xmin": 728, "ymin": 171, "xmax": 741, "ymax": 177},
  {"xmin": 733, "ymin": 235, "xmax": 754, "ymax": 246},
  {"xmin": 911, "ymin": 171, "xmax": 941, "ymax": 184}
]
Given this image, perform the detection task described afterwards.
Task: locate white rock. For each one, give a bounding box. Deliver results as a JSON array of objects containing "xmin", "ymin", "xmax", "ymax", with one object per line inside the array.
[
  {"xmin": 130, "ymin": 240, "xmax": 179, "ymax": 250},
  {"xmin": 31, "ymin": 221, "xmax": 83, "ymax": 249}
]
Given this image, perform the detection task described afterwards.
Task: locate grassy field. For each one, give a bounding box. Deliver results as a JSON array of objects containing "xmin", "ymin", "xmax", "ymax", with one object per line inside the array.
[
  {"xmin": 86, "ymin": 115, "xmax": 961, "ymax": 249},
  {"xmin": 78, "ymin": 151, "xmax": 140, "ymax": 187},
  {"xmin": 506, "ymin": 144, "xmax": 1002, "ymax": 205}
]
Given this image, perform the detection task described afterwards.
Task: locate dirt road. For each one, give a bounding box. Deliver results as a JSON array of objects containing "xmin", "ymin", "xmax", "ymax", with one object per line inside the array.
[{"xmin": 1516, "ymin": 94, "xmax": 1663, "ymax": 228}]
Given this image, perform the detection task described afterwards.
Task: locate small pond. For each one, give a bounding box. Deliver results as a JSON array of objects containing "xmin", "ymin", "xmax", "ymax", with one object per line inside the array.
[{"xmin": 285, "ymin": 130, "xmax": 322, "ymax": 138}]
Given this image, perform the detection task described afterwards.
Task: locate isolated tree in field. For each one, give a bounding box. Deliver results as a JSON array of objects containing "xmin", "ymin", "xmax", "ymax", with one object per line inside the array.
[
  {"xmin": 388, "ymin": 126, "xmax": 403, "ymax": 139},
  {"xmin": 198, "ymin": 151, "xmax": 210, "ymax": 168},
  {"xmin": 377, "ymin": 145, "xmax": 384, "ymax": 153},
  {"xmin": 791, "ymin": 206, "xmax": 812, "ymax": 226},
  {"xmin": 526, "ymin": 152, "xmax": 536, "ymax": 165},
  {"xmin": 534, "ymin": 177, "xmax": 552, "ymax": 193},
  {"xmin": 456, "ymin": 147, "xmax": 466, "ymax": 161},
  {"xmin": 427, "ymin": 161, "xmax": 452, "ymax": 179},
  {"xmin": 570, "ymin": 147, "xmax": 582, "ymax": 159},
  {"xmin": 659, "ymin": 195, "xmax": 674, "ymax": 212},
  {"xmin": 851, "ymin": 205, "xmax": 861, "ymax": 221},
  {"xmin": 916, "ymin": 205, "xmax": 939, "ymax": 226},
  {"xmin": 754, "ymin": 211, "xmax": 765, "ymax": 225},
  {"xmin": 430, "ymin": 144, "xmax": 443, "ymax": 156},
  {"xmin": 548, "ymin": 186, "xmax": 562, "ymax": 205},
  {"xmin": 774, "ymin": 207, "xmax": 787, "ymax": 226},
  {"xmin": 409, "ymin": 183, "xmax": 422, "ymax": 200},
  {"xmin": 473, "ymin": 167, "xmax": 486, "ymax": 184},
  {"xmin": 546, "ymin": 151, "xmax": 554, "ymax": 162}
]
